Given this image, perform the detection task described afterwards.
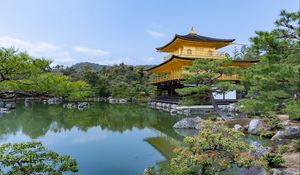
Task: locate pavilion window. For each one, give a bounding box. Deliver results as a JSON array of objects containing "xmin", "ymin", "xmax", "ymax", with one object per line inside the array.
[
  {"xmin": 187, "ymin": 49, "xmax": 192, "ymax": 55},
  {"xmin": 208, "ymin": 50, "xmax": 213, "ymax": 56}
]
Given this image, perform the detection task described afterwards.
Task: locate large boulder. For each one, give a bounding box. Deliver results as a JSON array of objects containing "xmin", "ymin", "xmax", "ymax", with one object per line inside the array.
[
  {"xmin": 173, "ymin": 117, "xmax": 203, "ymax": 129},
  {"xmin": 271, "ymin": 127, "xmax": 300, "ymax": 141},
  {"xmin": 250, "ymin": 141, "xmax": 269, "ymax": 158},
  {"xmin": 248, "ymin": 119, "xmax": 264, "ymax": 134},
  {"xmin": 234, "ymin": 124, "xmax": 244, "ymax": 131}
]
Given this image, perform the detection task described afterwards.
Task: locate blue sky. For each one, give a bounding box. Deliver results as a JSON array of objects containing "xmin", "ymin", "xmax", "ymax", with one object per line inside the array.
[{"xmin": 0, "ymin": 0, "xmax": 298, "ymax": 66}]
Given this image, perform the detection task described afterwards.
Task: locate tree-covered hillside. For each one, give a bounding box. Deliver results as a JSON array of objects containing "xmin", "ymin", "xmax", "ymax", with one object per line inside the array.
[{"xmin": 54, "ymin": 63, "xmax": 155, "ymax": 99}]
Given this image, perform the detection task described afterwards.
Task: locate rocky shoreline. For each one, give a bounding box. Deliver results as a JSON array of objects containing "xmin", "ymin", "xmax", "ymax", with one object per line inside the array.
[{"xmin": 171, "ymin": 116, "xmax": 300, "ymax": 175}]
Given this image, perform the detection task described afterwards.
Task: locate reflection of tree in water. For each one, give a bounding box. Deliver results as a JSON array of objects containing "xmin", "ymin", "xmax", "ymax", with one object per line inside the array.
[{"xmin": 0, "ymin": 103, "xmax": 181, "ymax": 140}]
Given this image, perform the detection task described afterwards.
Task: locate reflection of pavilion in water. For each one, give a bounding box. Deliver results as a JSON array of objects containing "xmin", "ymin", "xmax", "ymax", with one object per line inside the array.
[{"xmin": 143, "ymin": 126, "xmax": 195, "ymax": 160}]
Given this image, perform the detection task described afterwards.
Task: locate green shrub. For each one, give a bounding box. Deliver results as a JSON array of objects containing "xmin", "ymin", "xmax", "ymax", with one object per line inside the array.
[
  {"xmin": 277, "ymin": 145, "xmax": 290, "ymax": 154},
  {"xmin": 294, "ymin": 140, "xmax": 300, "ymax": 151},
  {"xmin": 284, "ymin": 101, "xmax": 300, "ymax": 120},
  {"xmin": 260, "ymin": 130, "xmax": 275, "ymax": 138},
  {"xmin": 267, "ymin": 118, "xmax": 283, "ymax": 131},
  {"xmin": 207, "ymin": 115, "xmax": 218, "ymax": 121},
  {"xmin": 264, "ymin": 153, "xmax": 285, "ymax": 167}
]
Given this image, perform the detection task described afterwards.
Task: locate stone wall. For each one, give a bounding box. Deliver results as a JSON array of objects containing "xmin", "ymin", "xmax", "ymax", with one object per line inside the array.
[{"xmin": 148, "ymin": 101, "xmax": 214, "ymax": 116}]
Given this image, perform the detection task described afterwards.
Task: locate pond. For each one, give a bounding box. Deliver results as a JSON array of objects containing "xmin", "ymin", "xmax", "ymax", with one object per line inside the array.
[
  {"xmin": 0, "ymin": 102, "xmax": 183, "ymax": 175},
  {"xmin": 0, "ymin": 102, "xmax": 270, "ymax": 175}
]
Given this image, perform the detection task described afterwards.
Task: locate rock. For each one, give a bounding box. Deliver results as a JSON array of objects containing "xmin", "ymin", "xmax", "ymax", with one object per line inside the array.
[
  {"xmin": 63, "ymin": 103, "xmax": 77, "ymax": 109},
  {"xmin": 240, "ymin": 166, "xmax": 267, "ymax": 175},
  {"xmin": 108, "ymin": 98, "xmax": 117, "ymax": 104},
  {"xmin": 248, "ymin": 119, "xmax": 264, "ymax": 134},
  {"xmin": 271, "ymin": 127, "xmax": 300, "ymax": 141},
  {"xmin": 270, "ymin": 168, "xmax": 284, "ymax": 175},
  {"xmin": 173, "ymin": 117, "xmax": 204, "ymax": 129},
  {"xmin": 250, "ymin": 141, "xmax": 269, "ymax": 158},
  {"xmin": 234, "ymin": 124, "xmax": 243, "ymax": 131},
  {"xmin": 47, "ymin": 97, "xmax": 62, "ymax": 105},
  {"xmin": 170, "ymin": 109, "xmax": 177, "ymax": 116},
  {"xmin": 216, "ymin": 117, "xmax": 223, "ymax": 121},
  {"xmin": 118, "ymin": 99, "xmax": 127, "ymax": 104},
  {"xmin": 269, "ymin": 168, "xmax": 297, "ymax": 175},
  {"xmin": 171, "ymin": 104, "xmax": 178, "ymax": 109},
  {"xmin": 227, "ymin": 103, "xmax": 236, "ymax": 112},
  {"xmin": 78, "ymin": 102, "xmax": 89, "ymax": 111}
]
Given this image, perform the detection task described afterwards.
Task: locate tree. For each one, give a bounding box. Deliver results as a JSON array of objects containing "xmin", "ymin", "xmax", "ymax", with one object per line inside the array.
[
  {"xmin": 0, "ymin": 47, "xmax": 91, "ymax": 101},
  {"xmin": 238, "ymin": 10, "xmax": 300, "ymax": 119},
  {"xmin": 0, "ymin": 142, "xmax": 78, "ymax": 175},
  {"xmin": 158, "ymin": 121, "xmax": 266, "ymax": 175},
  {"xmin": 176, "ymin": 58, "xmax": 241, "ymax": 119}
]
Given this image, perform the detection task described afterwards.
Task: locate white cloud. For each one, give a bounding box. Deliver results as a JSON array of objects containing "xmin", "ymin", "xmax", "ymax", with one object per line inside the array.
[
  {"xmin": 97, "ymin": 57, "xmax": 134, "ymax": 65},
  {"xmin": 0, "ymin": 36, "xmax": 75, "ymax": 65},
  {"xmin": 147, "ymin": 30, "xmax": 166, "ymax": 39},
  {"xmin": 73, "ymin": 46, "xmax": 109, "ymax": 57},
  {"xmin": 144, "ymin": 57, "xmax": 156, "ymax": 62}
]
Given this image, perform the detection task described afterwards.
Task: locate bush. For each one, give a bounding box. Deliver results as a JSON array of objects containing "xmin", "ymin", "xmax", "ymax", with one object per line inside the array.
[
  {"xmin": 277, "ymin": 145, "xmax": 290, "ymax": 154},
  {"xmin": 264, "ymin": 153, "xmax": 285, "ymax": 167},
  {"xmin": 0, "ymin": 142, "xmax": 78, "ymax": 174},
  {"xmin": 267, "ymin": 118, "xmax": 283, "ymax": 131},
  {"xmin": 284, "ymin": 101, "xmax": 300, "ymax": 120},
  {"xmin": 158, "ymin": 121, "xmax": 267, "ymax": 175},
  {"xmin": 207, "ymin": 115, "xmax": 218, "ymax": 121},
  {"xmin": 260, "ymin": 130, "xmax": 275, "ymax": 138},
  {"xmin": 294, "ymin": 140, "xmax": 300, "ymax": 151}
]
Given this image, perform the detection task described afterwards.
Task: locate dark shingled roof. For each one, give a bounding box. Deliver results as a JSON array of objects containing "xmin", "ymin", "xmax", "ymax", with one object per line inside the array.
[{"xmin": 156, "ymin": 33, "xmax": 235, "ymax": 51}]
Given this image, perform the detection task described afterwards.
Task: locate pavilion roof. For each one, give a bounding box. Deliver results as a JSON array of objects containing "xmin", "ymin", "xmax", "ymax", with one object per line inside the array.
[{"xmin": 156, "ymin": 33, "xmax": 235, "ymax": 52}]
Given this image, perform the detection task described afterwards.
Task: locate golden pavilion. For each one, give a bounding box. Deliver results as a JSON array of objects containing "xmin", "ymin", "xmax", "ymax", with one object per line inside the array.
[{"xmin": 146, "ymin": 27, "xmax": 258, "ymax": 104}]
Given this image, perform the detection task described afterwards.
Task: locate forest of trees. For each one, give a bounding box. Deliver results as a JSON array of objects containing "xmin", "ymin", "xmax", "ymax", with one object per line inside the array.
[
  {"xmin": 0, "ymin": 50, "xmax": 155, "ymax": 102},
  {"xmin": 53, "ymin": 62, "xmax": 155, "ymax": 99}
]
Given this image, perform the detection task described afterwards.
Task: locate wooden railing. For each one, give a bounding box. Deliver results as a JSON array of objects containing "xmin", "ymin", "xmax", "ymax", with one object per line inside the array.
[
  {"xmin": 177, "ymin": 50, "xmax": 225, "ymax": 59},
  {"xmin": 150, "ymin": 72, "xmax": 240, "ymax": 84},
  {"xmin": 162, "ymin": 51, "xmax": 226, "ymax": 61}
]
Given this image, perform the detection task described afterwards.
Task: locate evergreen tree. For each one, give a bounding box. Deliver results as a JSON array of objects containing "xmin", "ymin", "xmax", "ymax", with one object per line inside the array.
[
  {"xmin": 176, "ymin": 58, "xmax": 241, "ymax": 119},
  {"xmin": 0, "ymin": 47, "xmax": 91, "ymax": 101},
  {"xmin": 238, "ymin": 10, "xmax": 300, "ymax": 119}
]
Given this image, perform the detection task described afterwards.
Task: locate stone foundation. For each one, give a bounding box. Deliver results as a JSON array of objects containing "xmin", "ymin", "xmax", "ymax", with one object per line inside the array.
[{"xmin": 148, "ymin": 101, "xmax": 214, "ymax": 116}]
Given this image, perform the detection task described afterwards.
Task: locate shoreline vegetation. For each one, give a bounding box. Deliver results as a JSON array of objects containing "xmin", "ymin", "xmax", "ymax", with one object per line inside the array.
[{"xmin": 0, "ymin": 9, "xmax": 299, "ymax": 175}]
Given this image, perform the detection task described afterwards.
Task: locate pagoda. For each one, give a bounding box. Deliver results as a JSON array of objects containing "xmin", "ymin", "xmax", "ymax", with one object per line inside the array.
[{"xmin": 146, "ymin": 27, "xmax": 258, "ymax": 104}]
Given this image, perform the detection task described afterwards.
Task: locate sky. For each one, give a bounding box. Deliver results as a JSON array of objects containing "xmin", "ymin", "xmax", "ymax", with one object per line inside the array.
[{"xmin": 0, "ymin": 0, "xmax": 298, "ymax": 66}]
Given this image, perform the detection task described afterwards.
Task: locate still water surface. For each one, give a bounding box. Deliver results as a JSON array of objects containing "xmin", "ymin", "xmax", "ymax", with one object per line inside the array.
[
  {"xmin": 0, "ymin": 102, "xmax": 183, "ymax": 175},
  {"xmin": 0, "ymin": 102, "xmax": 270, "ymax": 175}
]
